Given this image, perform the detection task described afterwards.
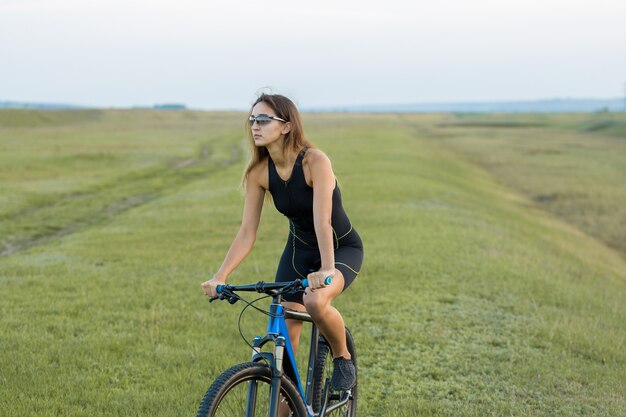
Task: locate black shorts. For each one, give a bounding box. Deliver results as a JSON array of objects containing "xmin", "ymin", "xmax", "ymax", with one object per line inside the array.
[{"xmin": 275, "ymin": 228, "xmax": 363, "ymax": 304}]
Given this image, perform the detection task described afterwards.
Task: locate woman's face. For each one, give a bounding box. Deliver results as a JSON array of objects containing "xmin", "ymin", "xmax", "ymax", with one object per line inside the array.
[{"xmin": 250, "ymin": 102, "xmax": 289, "ymax": 148}]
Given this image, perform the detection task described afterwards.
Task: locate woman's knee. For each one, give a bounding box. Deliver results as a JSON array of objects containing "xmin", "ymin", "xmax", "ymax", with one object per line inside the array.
[
  {"xmin": 303, "ymin": 292, "xmax": 326, "ymax": 315},
  {"xmin": 303, "ymin": 269, "xmax": 345, "ymax": 316}
]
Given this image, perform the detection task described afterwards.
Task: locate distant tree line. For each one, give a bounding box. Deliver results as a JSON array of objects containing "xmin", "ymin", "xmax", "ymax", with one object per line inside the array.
[{"xmin": 153, "ymin": 104, "xmax": 187, "ymax": 110}]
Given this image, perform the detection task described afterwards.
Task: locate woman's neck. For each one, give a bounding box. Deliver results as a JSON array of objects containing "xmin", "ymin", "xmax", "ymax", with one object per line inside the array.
[{"xmin": 266, "ymin": 141, "xmax": 297, "ymax": 168}]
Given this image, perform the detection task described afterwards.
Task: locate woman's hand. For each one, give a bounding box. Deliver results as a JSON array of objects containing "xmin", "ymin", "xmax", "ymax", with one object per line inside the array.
[
  {"xmin": 201, "ymin": 276, "xmax": 226, "ymax": 297},
  {"xmin": 306, "ymin": 269, "xmax": 336, "ymax": 291}
]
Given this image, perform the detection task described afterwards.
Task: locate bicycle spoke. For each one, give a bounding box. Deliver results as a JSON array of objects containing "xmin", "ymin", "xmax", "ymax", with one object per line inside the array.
[
  {"xmin": 214, "ymin": 379, "xmax": 271, "ymax": 416},
  {"xmin": 197, "ymin": 363, "xmax": 305, "ymax": 417},
  {"xmin": 245, "ymin": 380, "xmax": 258, "ymax": 417}
]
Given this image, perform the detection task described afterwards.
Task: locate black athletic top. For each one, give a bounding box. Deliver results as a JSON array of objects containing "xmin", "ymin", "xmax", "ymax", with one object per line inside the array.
[
  {"xmin": 267, "ymin": 147, "xmax": 363, "ymax": 302},
  {"xmin": 268, "ymin": 147, "xmax": 354, "ymax": 247}
]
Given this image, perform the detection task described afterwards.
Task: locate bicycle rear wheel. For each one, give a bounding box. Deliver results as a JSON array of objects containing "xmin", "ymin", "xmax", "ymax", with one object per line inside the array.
[
  {"xmin": 312, "ymin": 328, "xmax": 357, "ymax": 416},
  {"xmin": 197, "ymin": 362, "xmax": 308, "ymax": 417}
]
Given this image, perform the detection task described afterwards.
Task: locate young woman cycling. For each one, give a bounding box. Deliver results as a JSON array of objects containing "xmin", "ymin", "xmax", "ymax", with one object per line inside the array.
[{"xmin": 201, "ymin": 93, "xmax": 363, "ymax": 391}]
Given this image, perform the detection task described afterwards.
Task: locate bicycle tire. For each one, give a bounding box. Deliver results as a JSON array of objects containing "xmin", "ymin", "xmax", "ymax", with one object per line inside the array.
[
  {"xmin": 197, "ymin": 362, "xmax": 308, "ymax": 417},
  {"xmin": 312, "ymin": 328, "xmax": 357, "ymax": 416}
]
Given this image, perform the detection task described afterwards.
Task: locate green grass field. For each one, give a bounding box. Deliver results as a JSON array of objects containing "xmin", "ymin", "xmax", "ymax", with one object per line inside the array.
[{"xmin": 1, "ymin": 110, "xmax": 625, "ymax": 416}]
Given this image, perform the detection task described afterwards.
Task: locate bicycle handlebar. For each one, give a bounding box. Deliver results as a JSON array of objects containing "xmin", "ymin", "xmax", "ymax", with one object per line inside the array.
[
  {"xmin": 303, "ymin": 276, "xmax": 333, "ymax": 288},
  {"xmin": 216, "ymin": 277, "xmax": 332, "ymax": 295}
]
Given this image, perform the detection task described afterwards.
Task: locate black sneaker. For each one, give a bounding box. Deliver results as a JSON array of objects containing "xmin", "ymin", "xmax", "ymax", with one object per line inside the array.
[{"xmin": 331, "ymin": 357, "xmax": 356, "ymax": 390}]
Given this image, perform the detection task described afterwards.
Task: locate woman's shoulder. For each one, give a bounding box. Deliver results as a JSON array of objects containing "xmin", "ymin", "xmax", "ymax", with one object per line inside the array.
[
  {"xmin": 252, "ymin": 157, "xmax": 269, "ymax": 170},
  {"xmin": 302, "ymin": 147, "xmax": 333, "ymax": 184},
  {"xmin": 246, "ymin": 158, "xmax": 269, "ymax": 188},
  {"xmin": 303, "ymin": 147, "xmax": 331, "ymax": 166}
]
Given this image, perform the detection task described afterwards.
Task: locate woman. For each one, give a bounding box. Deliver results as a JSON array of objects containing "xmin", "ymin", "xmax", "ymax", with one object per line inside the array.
[{"xmin": 201, "ymin": 93, "xmax": 363, "ymax": 391}]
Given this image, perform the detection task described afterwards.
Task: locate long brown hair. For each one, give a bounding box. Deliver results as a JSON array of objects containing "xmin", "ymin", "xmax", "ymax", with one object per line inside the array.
[{"xmin": 242, "ymin": 93, "xmax": 313, "ymax": 186}]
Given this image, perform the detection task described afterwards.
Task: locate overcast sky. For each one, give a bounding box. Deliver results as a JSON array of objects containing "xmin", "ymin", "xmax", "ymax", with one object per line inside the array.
[{"xmin": 1, "ymin": 0, "xmax": 625, "ymax": 109}]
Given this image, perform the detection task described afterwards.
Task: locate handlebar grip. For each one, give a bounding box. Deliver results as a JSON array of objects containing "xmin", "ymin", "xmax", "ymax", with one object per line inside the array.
[
  {"xmin": 216, "ymin": 284, "xmax": 224, "ymax": 294},
  {"xmin": 302, "ymin": 276, "xmax": 332, "ymax": 288}
]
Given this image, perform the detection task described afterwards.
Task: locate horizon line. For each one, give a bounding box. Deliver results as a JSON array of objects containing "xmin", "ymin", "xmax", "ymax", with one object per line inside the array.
[{"xmin": 1, "ymin": 96, "xmax": 624, "ymax": 112}]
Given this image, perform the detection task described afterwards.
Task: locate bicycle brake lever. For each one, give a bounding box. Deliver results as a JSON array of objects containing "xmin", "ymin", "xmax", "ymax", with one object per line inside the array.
[{"xmin": 208, "ymin": 296, "xmax": 220, "ymax": 303}]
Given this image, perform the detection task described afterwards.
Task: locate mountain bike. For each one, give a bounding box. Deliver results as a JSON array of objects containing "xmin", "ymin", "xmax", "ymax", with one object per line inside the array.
[{"xmin": 196, "ymin": 278, "xmax": 357, "ymax": 417}]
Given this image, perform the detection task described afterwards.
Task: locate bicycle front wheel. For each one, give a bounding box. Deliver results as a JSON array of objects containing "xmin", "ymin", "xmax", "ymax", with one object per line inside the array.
[
  {"xmin": 312, "ymin": 328, "xmax": 357, "ymax": 416},
  {"xmin": 197, "ymin": 362, "xmax": 308, "ymax": 417}
]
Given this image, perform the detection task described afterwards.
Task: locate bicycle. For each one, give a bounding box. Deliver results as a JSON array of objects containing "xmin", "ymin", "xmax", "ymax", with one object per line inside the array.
[{"xmin": 196, "ymin": 278, "xmax": 357, "ymax": 417}]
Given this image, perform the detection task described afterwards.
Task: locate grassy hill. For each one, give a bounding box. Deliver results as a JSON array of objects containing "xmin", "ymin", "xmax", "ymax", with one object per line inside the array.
[
  {"xmin": 1, "ymin": 110, "xmax": 624, "ymax": 416},
  {"xmin": 411, "ymin": 112, "xmax": 626, "ymax": 257}
]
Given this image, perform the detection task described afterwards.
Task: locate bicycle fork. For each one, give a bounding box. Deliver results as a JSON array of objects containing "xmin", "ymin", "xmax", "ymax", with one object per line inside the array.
[
  {"xmin": 268, "ymin": 336, "xmax": 286, "ymax": 417},
  {"xmin": 248, "ymin": 333, "xmax": 287, "ymax": 417}
]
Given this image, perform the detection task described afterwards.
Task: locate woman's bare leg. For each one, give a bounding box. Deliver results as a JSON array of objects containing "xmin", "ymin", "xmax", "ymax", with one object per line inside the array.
[
  {"xmin": 302, "ymin": 269, "xmax": 350, "ymax": 359},
  {"xmin": 282, "ymin": 301, "xmax": 306, "ymax": 353}
]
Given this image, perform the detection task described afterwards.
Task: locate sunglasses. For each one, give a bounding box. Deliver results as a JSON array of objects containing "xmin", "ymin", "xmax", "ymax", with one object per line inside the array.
[{"xmin": 248, "ymin": 114, "xmax": 287, "ymax": 126}]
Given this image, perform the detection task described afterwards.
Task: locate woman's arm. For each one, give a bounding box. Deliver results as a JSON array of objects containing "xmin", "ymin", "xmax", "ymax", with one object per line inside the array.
[
  {"xmin": 201, "ymin": 165, "xmax": 265, "ymax": 296},
  {"xmin": 307, "ymin": 150, "xmax": 337, "ymax": 288}
]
